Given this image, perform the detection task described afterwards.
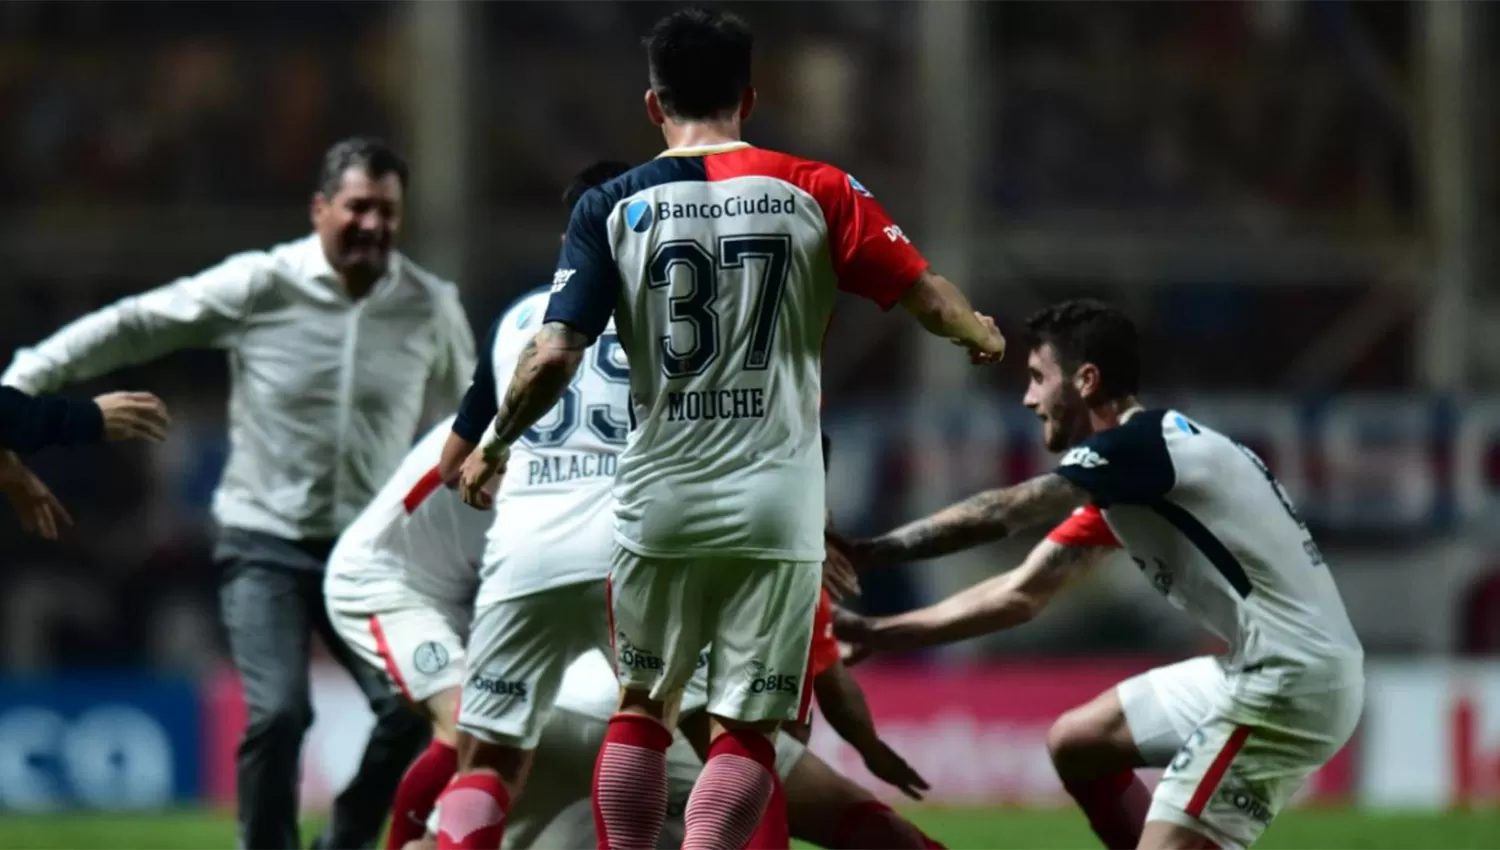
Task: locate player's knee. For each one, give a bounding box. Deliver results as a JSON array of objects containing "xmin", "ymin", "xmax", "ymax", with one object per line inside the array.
[
  {"xmin": 426, "ymin": 688, "xmax": 461, "ymax": 745},
  {"xmin": 617, "ymin": 686, "xmax": 678, "ymax": 726},
  {"xmin": 711, "ymin": 714, "xmax": 779, "ymax": 738},
  {"xmin": 457, "ymin": 734, "xmax": 534, "ymax": 790},
  {"xmin": 1047, "ymin": 703, "xmax": 1126, "ymax": 779}
]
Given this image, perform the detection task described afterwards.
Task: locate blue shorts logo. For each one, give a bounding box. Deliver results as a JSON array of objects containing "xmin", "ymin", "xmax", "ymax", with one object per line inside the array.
[
  {"xmin": 626, "ymin": 199, "xmax": 654, "ymax": 233},
  {"xmin": 848, "ymin": 174, "xmax": 873, "ymax": 198}
]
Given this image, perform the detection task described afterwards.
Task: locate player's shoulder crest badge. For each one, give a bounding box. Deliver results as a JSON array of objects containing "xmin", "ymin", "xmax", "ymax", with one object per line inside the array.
[
  {"xmin": 413, "ymin": 641, "xmax": 450, "ymax": 675},
  {"xmin": 847, "ymin": 173, "xmax": 874, "ymax": 198},
  {"xmin": 625, "ymin": 199, "xmax": 654, "ymax": 233}
]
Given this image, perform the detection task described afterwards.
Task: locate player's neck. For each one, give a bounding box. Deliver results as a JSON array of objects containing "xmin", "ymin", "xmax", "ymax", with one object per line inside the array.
[
  {"xmin": 1088, "ymin": 396, "xmax": 1143, "ymax": 434},
  {"xmin": 661, "ymin": 118, "xmax": 743, "ymax": 152}
]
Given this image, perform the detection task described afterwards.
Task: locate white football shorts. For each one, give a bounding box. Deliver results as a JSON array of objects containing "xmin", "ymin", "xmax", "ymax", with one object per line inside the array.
[
  {"xmin": 607, "ymin": 546, "xmax": 821, "ymax": 724},
  {"xmin": 325, "ymin": 595, "xmax": 469, "ymax": 704},
  {"xmin": 457, "ymin": 580, "xmax": 612, "ymax": 749},
  {"xmin": 1118, "ymin": 656, "xmax": 1363, "ymax": 850}
]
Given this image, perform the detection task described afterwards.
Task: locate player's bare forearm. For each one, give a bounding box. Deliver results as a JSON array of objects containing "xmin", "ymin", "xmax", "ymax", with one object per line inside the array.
[
  {"xmin": 483, "ymin": 322, "xmax": 587, "ymax": 455},
  {"xmin": 898, "ymin": 270, "xmax": 990, "ymax": 346},
  {"xmin": 813, "ymin": 662, "xmax": 881, "ymax": 752},
  {"xmin": 860, "ymin": 473, "xmax": 1088, "ymax": 564},
  {"xmin": 438, "ymin": 430, "xmax": 475, "ymax": 486},
  {"xmin": 870, "ymin": 539, "xmax": 1110, "ymax": 650}
]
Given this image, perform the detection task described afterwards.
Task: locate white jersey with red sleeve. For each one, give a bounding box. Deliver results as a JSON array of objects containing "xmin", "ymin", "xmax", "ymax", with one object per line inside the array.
[
  {"xmin": 324, "ymin": 414, "xmax": 486, "ymax": 612},
  {"xmin": 544, "ymin": 141, "xmax": 928, "ymax": 561},
  {"xmin": 1051, "ymin": 409, "xmax": 1364, "ymax": 689}
]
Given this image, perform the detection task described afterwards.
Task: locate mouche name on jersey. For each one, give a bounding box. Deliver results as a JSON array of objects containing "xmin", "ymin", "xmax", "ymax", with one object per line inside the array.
[
  {"xmin": 654, "ymin": 192, "xmax": 796, "ymax": 223},
  {"xmin": 524, "ymin": 451, "xmax": 618, "ymax": 486},
  {"xmin": 666, "ymin": 388, "xmax": 767, "ymax": 423}
]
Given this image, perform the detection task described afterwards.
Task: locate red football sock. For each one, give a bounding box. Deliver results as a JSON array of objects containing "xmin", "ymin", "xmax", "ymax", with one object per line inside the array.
[
  {"xmin": 435, "ymin": 772, "xmax": 510, "ymax": 850},
  {"xmin": 592, "ymin": 713, "xmax": 672, "ymax": 850},
  {"xmin": 830, "ymin": 800, "xmax": 943, "ymax": 849},
  {"xmin": 684, "ymin": 730, "xmax": 777, "ymax": 850},
  {"xmin": 387, "ymin": 740, "xmax": 459, "ymax": 850},
  {"xmin": 1062, "ymin": 770, "xmax": 1152, "ymax": 849},
  {"xmin": 744, "ymin": 763, "xmax": 788, "ymax": 849}
]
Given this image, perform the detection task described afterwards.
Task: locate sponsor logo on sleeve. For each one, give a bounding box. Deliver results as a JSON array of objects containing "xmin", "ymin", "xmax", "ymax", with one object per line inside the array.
[
  {"xmin": 883, "ymin": 224, "xmax": 910, "ymax": 244},
  {"xmin": 1060, "ymin": 447, "xmax": 1109, "ymax": 469},
  {"xmin": 848, "ymin": 173, "xmax": 874, "ymax": 198}
]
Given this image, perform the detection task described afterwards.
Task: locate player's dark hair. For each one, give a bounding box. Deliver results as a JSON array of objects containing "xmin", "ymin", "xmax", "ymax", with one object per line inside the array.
[
  {"xmin": 643, "ymin": 8, "xmax": 753, "ymax": 121},
  {"xmin": 563, "ymin": 160, "xmax": 631, "ymax": 211},
  {"xmin": 1025, "ymin": 299, "xmax": 1141, "ymax": 399},
  {"xmin": 316, "ymin": 136, "xmax": 408, "ymax": 198}
]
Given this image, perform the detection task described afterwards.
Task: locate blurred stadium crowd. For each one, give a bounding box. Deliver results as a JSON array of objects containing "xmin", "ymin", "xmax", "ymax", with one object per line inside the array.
[{"xmin": 0, "ymin": 0, "xmax": 1494, "ymax": 681}]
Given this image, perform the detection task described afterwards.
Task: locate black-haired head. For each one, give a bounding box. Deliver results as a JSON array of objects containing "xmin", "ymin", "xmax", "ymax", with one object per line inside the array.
[
  {"xmin": 643, "ymin": 7, "xmax": 753, "ymax": 122},
  {"xmin": 1022, "ymin": 299, "xmax": 1141, "ymax": 451}
]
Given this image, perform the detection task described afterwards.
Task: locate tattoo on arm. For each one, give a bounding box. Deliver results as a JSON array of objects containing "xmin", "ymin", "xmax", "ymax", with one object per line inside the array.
[
  {"xmin": 875, "ymin": 539, "xmax": 1112, "ymax": 650},
  {"xmin": 866, "ymin": 473, "xmax": 1088, "ymax": 563},
  {"xmin": 1023, "ymin": 540, "xmax": 1110, "ymax": 599},
  {"xmin": 487, "ymin": 322, "xmax": 589, "ymax": 450}
]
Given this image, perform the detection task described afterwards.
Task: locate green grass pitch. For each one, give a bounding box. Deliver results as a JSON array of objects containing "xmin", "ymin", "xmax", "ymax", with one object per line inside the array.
[{"xmin": 0, "ymin": 807, "xmax": 1497, "ymax": 849}]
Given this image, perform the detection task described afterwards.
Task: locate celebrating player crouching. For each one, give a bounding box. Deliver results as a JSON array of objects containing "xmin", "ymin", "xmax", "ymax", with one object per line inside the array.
[
  {"xmin": 323, "ymin": 412, "xmax": 485, "ymax": 848},
  {"xmin": 836, "ymin": 299, "xmax": 1365, "ymax": 850},
  {"xmin": 456, "ymin": 9, "xmax": 1004, "ymax": 850}
]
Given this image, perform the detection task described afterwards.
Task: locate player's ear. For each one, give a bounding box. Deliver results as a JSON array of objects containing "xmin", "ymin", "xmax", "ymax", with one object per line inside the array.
[
  {"xmin": 739, "ymin": 87, "xmax": 756, "ymax": 123},
  {"xmin": 644, "ymin": 89, "xmax": 667, "ymax": 127},
  {"xmin": 1073, "ymin": 362, "xmax": 1102, "ymax": 399}
]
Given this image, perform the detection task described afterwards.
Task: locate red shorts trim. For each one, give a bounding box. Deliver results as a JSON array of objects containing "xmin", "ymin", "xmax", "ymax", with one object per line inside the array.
[
  {"xmin": 1185, "ymin": 725, "xmax": 1252, "ymax": 817},
  {"xmin": 368, "ymin": 615, "xmax": 414, "ymax": 702}
]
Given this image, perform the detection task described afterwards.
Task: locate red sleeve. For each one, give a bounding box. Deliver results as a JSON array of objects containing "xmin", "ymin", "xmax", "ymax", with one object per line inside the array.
[
  {"xmin": 808, "ymin": 588, "xmax": 841, "ymax": 678},
  {"xmin": 811, "ymin": 168, "xmax": 928, "ymax": 310},
  {"xmin": 705, "ymin": 149, "xmax": 927, "ymax": 311},
  {"xmin": 1046, "ymin": 504, "xmax": 1121, "ymax": 548}
]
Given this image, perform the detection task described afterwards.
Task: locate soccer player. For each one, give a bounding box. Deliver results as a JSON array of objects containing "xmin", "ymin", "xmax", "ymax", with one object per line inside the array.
[
  {"xmin": 0, "ymin": 389, "xmax": 170, "ymax": 539},
  {"xmin": 411, "ymin": 647, "xmax": 943, "ymax": 850},
  {"xmin": 433, "ymin": 161, "xmax": 636, "ymax": 850},
  {"xmin": 323, "ymin": 411, "xmax": 488, "ymax": 850},
  {"xmin": 1, "ymin": 137, "xmax": 475, "ymax": 849},
  {"xmin": 457, "ymin": 9, "xmax": 1005, "ymax": 848},
  {"xmin": 834, "ymin": 299, "xmax": 1365, "ymax": 850}
]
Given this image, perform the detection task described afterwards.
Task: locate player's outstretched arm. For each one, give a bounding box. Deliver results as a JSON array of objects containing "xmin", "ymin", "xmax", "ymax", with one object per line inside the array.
[
  {"xmin": 813, "ymin": 661, "xmax": 929, "ymax": 800},
  {"xmin": 458, "ymin": 323, "xmax": 588, "ymax": 506},
  {"xmin": 839, "ymin": 538, "xmax": 1112, "ymax": 655},
  {"xmin": 855, "ymin": 472, "xmax": 1089, "ymax": 565},
  {"xmin": 897, "ymin": 270, "xmax": 1006, "ymax": 363}
]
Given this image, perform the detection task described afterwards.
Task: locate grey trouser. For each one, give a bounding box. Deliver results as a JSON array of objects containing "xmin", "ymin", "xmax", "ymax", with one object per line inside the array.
[{"xmin": 217, "ymin": 527, "xmax": 429, "ymax": 850}]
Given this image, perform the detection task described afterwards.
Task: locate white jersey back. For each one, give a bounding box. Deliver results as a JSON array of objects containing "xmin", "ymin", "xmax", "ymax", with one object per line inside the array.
[
  {"xmin": 477, "ymin": 290, "xmax": 629, "ymax": 605},
  {"xmin": 325, "ymin": 415, "xmax": 484, "ymax": 611},
  {"xmin": 544, "ymin": 144, "xmax": 928, "ymax": 561},
  {"xmin": 1053, "ymin": 409, "xmax": 1364, "ymax": 691}
]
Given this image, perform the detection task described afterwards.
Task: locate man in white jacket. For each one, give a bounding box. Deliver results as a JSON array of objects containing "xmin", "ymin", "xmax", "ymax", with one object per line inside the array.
[{"xmin": 2, "ymin": 137, "xmax": 476, "ymax": 850}]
